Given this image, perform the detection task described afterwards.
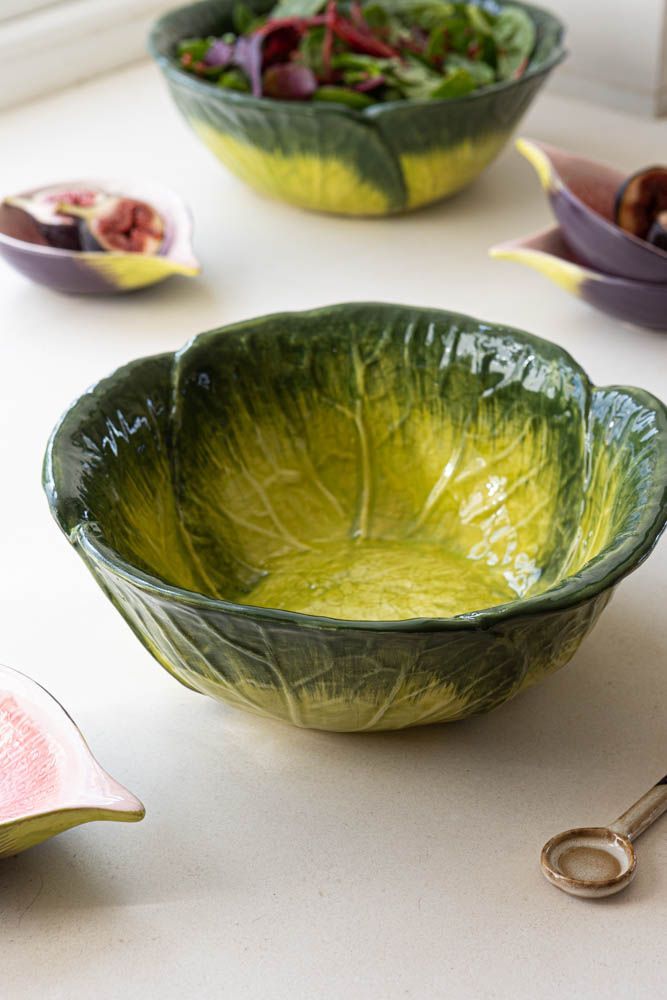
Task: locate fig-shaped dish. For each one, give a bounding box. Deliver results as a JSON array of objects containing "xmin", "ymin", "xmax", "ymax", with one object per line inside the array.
[
  {"xmin": 148, "ymin": 1, "xmax": 566, "ymax": 216},
  {"xmin": 0, "ymin": 664, "xmax": 144, "ymax": 858},
  {"xmin": 490, "ymin": 226, "xmax": 667, "ymax": 330},
  {"xmin": 43, "ymin": 304, "xmax": 667, "ymax": 732},
  {"xmin": 517, "ymin": 138, "xmax": 667, "ymax": 283},
  {"xmin": 0, "ymin": 179, "xmax": 200, "ymax": 294}
]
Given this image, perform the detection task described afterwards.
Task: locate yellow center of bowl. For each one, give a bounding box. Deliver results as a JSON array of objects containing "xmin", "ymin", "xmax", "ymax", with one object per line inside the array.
[{"xmin": 237, "ymin": 538, "xmax": 516, "ymax": 620}]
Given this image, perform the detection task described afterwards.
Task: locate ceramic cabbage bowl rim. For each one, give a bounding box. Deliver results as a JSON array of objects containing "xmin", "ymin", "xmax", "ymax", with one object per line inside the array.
[
  {"xmin": 43, "ymin": 303, "xmax": 667, "ymax": 633},
  {"xmin": 147, "ymin": 0, "xmax": 567, "ymax": 120}
]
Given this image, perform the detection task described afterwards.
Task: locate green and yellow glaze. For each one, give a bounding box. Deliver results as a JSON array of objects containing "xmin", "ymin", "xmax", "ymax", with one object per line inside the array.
[
  {"xmin": 399, "ymin": 132, "xmax": 511, "ymax": 209},
  {"xmin": 148, "ymin": 1, "xmax": 566, "ymax": 216},
  {"xmin": 515, "ymin": 136, "xmax": 559, "ymax": 192},
  {"xmin": 191, "ymin": 122, "xmax": 391, "ymax": 214},
  {"xmin": 0, "ymin": 806, "xmax": 139, "ymax": 859},
  {"xmin": 43, "ymin": 305, "xmax": 667, "ymax": 731},
  {"xmin": 490, "ymin": 238, "xmax": 585, "ymax": 295},
  {"xmin": 80, "ymin": 250, "xmax": 199, "ymax": 291}
]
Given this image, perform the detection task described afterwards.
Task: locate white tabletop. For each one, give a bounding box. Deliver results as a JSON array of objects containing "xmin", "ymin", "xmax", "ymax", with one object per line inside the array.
[{"xmin": 0, "ymin": 63, "xmax": 665, "ymax": 1000}]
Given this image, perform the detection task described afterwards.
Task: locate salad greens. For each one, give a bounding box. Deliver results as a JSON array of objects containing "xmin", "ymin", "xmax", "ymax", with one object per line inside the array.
[{"xmin": 177, "ymin": 1, "xmax": 536, "ymax": 105}]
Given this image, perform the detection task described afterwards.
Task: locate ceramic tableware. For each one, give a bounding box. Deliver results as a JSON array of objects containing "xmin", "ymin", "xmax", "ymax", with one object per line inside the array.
[
  {"xmin": 0, "ymin": 179, "xmax": 199, "ymax": 294},
  {"xmin": 43, "ymin": 304, "xmax": 667, "ymax": 731},
  {"xmin": 148, "ymin": 1, "xmax": 566, "ymax": 215},
  {"xmin": 0, "ymin": 664, "xmax": 144, "ymax": 858},
  {"xmin": 541, "ymin": 776, "xmax": 667, "ymax": 898},
  {"xmin": 490, "ymin": 226, "xmax": 667, "ymax": 330},
  {"xmin": 516, "ymin": 137, "xmax": 667, "ymax": 282}
]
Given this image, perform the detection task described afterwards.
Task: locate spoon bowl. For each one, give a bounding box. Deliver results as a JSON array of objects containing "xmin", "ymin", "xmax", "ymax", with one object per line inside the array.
[
  {"xmin": 541, "ymin": 827, "xmax": 636, "ymax": 898},
  {"xmin": 541, "ymin": 775, "xmax": 667, "ymax": 899}
]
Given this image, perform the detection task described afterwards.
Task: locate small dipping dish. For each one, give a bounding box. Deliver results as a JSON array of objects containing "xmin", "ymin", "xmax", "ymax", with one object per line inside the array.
[
  {"xmin": 541, "ymin": 776, "xmax": 667, "ymax": 898},
  {"xmin": 0, "ymin": 179, "xmax": 199, "ymax": 294}
]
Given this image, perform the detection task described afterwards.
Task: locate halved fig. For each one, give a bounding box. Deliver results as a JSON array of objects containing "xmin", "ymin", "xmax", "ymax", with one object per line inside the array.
[
  {"xmin": 2, "ymin": 188, "xmax": 101, "ymax": 251},
  {"xmin": 59, "ymin": 195, "xmax": 166, "ymax": 255},
  {"xmin": 614, "ymin": 166, "xmax": 667, "ymax": 244},
  {"xmin": 647, "ymin": 210, "xmax": 667, "ymax": 251},
  {"xmin": 0, "ymin": 663, "xmax": 144, "ymax": 858}
]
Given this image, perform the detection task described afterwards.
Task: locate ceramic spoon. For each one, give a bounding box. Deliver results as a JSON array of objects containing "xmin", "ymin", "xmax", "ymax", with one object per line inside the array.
[{"xmin": 541, "ymin": 776, "xmax": 667, "ymax": 898}]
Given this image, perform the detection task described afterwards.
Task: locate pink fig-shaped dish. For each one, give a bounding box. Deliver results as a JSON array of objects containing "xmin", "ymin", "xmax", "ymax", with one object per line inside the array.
[
  {"xmin": 516, "ymin": 138, "xmax": 667, "ymax": 283},
  {"xmin": 490, "ymin": 226, "xmax": 667, "ymax": 331},
  {"xmin": 0, "ymin": 664, "xmax": 144, "ymax": 858},
  {"xmin": 0, "ymin": 179, "xmax": 199, "ymax": 294}
]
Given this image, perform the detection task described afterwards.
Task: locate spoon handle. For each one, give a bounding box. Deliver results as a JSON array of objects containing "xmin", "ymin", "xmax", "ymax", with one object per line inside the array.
[{"xmin": 609, "ymin": 775, "xmax": 667, "ymax": 842}]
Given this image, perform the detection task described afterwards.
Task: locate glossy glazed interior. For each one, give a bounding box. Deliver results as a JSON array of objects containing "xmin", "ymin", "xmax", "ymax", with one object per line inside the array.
[{"xmin": 47, "ymin": 305, "xmax": 666, "ymax": 622}]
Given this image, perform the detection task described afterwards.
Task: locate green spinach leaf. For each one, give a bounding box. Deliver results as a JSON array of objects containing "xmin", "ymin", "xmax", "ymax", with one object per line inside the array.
[
  {"xmin": 494, "ymin": 5, "xmax": 536, "ymax": 79},
  {"xmin": 430, "ymin": 65, "xmax": 478, "ymax": 97},
  {"xmin": 270, "ymin": 0, "xmax": 327, "ymax": 17},
  {"xmin": 445, "ymin": 52, "xmax": 495, "ymax": 85}
]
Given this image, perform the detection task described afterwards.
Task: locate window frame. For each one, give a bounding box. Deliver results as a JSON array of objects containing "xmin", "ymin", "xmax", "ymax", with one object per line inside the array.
[
  {"xmin": 0, "ymin": 0, "xmax": 173, "ymax": 111},
  {"xmin": 0, "ymin": 0, "xmax": 60, "ymax": 22}
]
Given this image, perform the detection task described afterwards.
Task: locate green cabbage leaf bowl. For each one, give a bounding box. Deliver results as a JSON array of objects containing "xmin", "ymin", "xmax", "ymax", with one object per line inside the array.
[
  {"xmin": 147, "ymin": 0, "xmax": 566, "ymax": 215},
  {"xmin": 43, "ymin": 304, "xmax": 667, "ymax": 731}
]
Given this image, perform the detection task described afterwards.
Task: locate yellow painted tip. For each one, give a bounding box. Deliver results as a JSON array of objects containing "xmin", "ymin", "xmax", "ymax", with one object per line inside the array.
[
  {"xmin": 515, "ymin": 137, "xmax": 558, "ymax": 192},
  {"xmin": 164, "ymin": 260, "xmax": 201, "ymax": 278},
  {"xmin": 489, "ymin": 239, "xmax": 584, "ymax": 296},
  {"xmin": 488, "ymin": 244, "xmax": 512, "ymax": 260},
  {"xmin": 81, "ymin": 251, "xmax": 200, "ymax": 290}
]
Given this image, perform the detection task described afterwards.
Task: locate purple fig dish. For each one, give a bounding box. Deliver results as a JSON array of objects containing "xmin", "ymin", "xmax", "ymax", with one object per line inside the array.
[
  {"xmin": 0, "ymin": 180, "xmax": 200, "ymax": 295},
  {"xmin": 490, "ymin": 226, "xmax": 667, "ymax": 331},
  {"xmin": 516, "ymin": 138, "xmax": 667, "ymax": 283}
]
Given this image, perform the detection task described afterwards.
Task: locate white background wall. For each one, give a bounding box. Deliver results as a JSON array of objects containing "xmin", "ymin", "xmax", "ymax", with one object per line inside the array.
[{"xmin": 547, "ymin": 0, "xmax": 667, "ymax": 115}]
